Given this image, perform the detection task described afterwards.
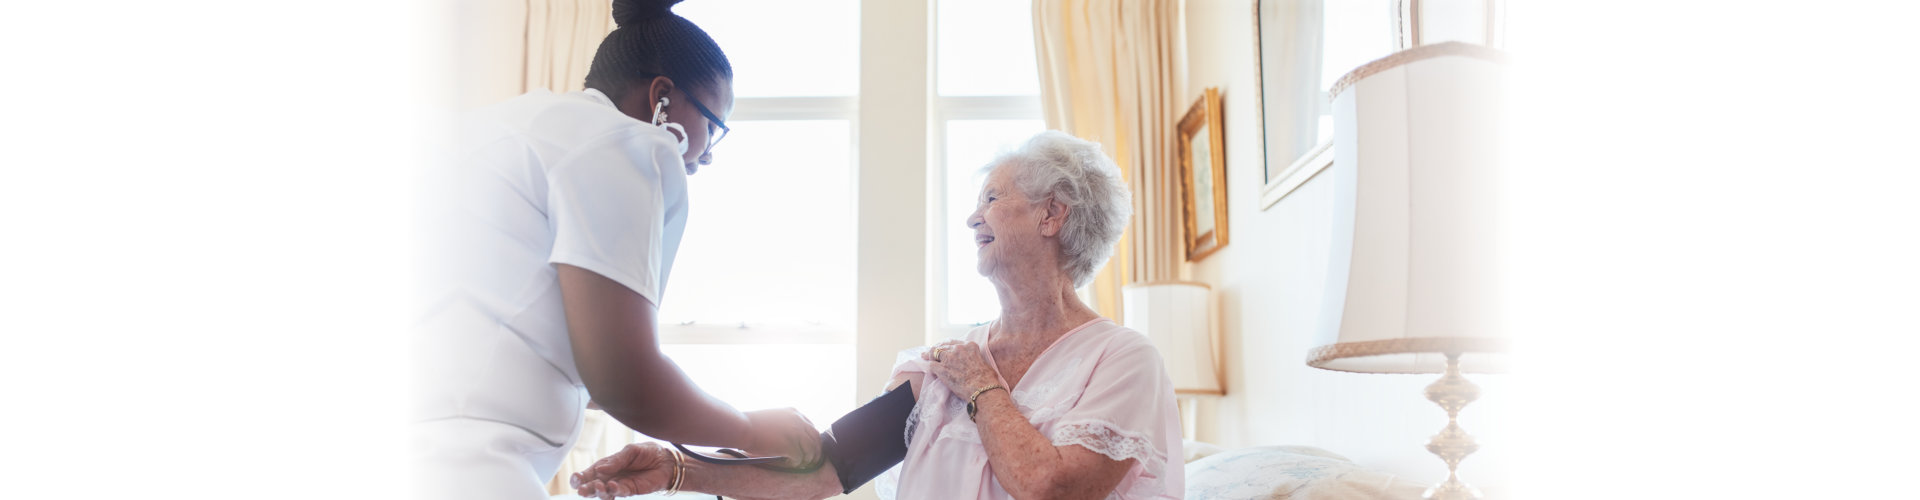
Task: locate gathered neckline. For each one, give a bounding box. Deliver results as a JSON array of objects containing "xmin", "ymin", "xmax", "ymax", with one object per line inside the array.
[{"xmin": 979, "ymin": 317, "xmax": 1110, "ymax": 391}]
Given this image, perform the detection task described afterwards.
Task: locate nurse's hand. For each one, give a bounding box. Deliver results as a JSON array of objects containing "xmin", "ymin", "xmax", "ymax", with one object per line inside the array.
[
  {"xmin": 743, "ymin": 408, "xmax": 823, "ymax": 469},
  {"xmin": 571, "ymin": 442, "xmax": 673, "ymax": 499}
]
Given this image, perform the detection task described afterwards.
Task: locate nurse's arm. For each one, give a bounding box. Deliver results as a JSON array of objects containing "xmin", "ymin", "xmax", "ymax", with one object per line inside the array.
[{"xmin": 556, "ymin": 264, "xmax": 757, "ymax": 449}]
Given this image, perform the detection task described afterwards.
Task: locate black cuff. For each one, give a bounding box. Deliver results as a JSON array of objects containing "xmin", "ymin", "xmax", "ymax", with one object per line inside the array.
[{"xmin": 820, "ymin": 380, "xmax": 915, "ymax": 494}]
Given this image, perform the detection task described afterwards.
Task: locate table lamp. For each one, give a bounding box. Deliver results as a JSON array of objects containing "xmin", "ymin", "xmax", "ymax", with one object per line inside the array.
[
  {"xmin": 1123, "ymin": 281, "xmax": 1224, "ymax": 439},
  {"xmin": 1308, "ymin": 41, "xmax": 1510, "ymax": 500}
]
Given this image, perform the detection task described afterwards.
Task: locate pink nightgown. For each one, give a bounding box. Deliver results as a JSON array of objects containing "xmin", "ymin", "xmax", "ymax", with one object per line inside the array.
[{"xmin": 876, "ymin": 318, "xmax": 1183, "ymax": 499}]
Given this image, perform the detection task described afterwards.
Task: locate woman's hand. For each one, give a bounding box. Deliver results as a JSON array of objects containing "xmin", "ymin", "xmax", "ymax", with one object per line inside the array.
[
  {"xmin": 570, "ymin": 442, "xmax": 674, "ymax": 500},
  {"xmin": 924, "ymin": 340, "xmax": 1000, "ymax": 398},
  {"xmin": 743, "ymin": 408, "xmax": 823, "ymax": 469}
]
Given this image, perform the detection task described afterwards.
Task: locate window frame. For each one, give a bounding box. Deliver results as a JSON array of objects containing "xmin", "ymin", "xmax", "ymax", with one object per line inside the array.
[
  {"xmin": 655, "ymin": 96, "xmax": 860, "ymax": 346},
  {"xmin": 657, "ymin": 0, "xmax": 1049, "ymax": 405},
  {"xmin": 924, "ymin": 97, "xmax": 1043, "ymax": 341}
]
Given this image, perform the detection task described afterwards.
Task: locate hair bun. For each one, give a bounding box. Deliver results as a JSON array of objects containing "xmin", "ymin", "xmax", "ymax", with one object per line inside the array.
[{"xmin": 612, "ymin": 0, "xmax": 685, "ymax": 27}]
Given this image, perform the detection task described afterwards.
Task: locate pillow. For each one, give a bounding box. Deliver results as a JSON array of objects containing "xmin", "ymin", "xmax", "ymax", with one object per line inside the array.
[{"xmin": 1184, "ymin": 446, "xmax": 1427, "ymax": 500}]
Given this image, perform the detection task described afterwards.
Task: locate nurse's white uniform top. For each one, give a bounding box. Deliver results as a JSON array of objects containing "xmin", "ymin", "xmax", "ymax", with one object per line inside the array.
[{"xmin": 412, "ymin": 88, "xmax": 689, "ymax": 500}]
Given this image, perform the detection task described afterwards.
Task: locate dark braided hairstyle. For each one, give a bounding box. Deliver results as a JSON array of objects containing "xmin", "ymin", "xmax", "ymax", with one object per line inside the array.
[{"xmin": 584, "ymin": 0, "xmax": 732, "ymax": 105}]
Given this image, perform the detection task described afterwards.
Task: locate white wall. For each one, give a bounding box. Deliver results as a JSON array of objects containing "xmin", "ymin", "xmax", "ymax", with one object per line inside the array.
[{"xmin": 1180, "ymin": 0, "xmax": 1509, "ymax": 495}]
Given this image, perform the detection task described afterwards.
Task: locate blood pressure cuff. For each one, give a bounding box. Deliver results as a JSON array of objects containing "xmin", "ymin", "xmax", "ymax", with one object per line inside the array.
[
  {"xmin": 819, "ymin": 380, "xmax": 915, "ymax": 493},
  {"xmin": 675, "ymin": 381, "xmax": 915, "ymax": 494}
]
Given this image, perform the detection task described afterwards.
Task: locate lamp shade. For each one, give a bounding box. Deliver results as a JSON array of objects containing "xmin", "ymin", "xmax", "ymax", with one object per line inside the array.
[
  {"xmin": 1308, "ymin": 42, "xmax": 1510, "ymax": 375},
  {"xmin": 1124, "ymin": 282, "xmax": 1224, "ymax": 395}
]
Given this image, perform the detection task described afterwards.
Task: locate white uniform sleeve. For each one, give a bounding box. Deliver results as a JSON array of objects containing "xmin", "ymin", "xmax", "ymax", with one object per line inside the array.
[{"xmin": 545, "ymin": 127, "xmax": 680, "ymax": 305}]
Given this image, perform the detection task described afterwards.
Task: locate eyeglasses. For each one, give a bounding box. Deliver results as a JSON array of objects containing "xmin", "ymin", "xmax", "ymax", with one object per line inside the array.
[
  {"xmin": 638, "ymin": 72, "xmax": 729, "ymax": 161},
  {"xmin": 683, "ymin": 91, "xmax": 729, "ymax": 154}
]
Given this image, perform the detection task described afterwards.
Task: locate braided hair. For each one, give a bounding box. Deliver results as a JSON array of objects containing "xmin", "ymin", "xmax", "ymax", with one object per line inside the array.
[{"xmin": 584, "ymin": 0, "xmax": 732, "ymax": 105}]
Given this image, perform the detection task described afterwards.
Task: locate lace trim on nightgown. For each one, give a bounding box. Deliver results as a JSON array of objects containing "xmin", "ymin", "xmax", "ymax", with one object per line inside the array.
[
  {"xmin": 903, "ymin": 391, "xmax": 925, "ymax": 446},
  {"xmin": 1050, "ymin": 418, "xmax": 1171, "ymax": 498}
]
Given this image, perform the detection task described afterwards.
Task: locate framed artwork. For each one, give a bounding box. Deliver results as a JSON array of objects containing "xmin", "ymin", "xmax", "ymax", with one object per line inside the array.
[{"xmin": 1178, "ymin": 88, "xmax": 1229, "ymax": 262}]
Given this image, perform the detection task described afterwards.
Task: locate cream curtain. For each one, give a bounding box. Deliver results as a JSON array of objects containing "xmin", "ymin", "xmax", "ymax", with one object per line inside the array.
[
  {"xmin": 452, "ymin": 0, "xmax": 616, "ymax": 109},
  {"xmin": 1033, "ymin": 0, "xmax": 1186, "ymax": 318}
]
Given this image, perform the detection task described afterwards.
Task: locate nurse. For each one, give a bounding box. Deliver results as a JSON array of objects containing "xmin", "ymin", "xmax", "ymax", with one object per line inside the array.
[{"xmin": 412, "ymin": 1, "xmax": 820, "ymax": 498}]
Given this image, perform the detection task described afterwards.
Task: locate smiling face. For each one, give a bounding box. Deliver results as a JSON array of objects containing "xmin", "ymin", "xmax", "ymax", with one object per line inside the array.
[{"xmin": 967, "ymin": 165, "xmax": 1063, "ymax": 283}]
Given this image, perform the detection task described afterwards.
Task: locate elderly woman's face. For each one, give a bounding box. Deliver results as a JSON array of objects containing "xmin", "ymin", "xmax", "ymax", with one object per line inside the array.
[{"xmin": 967, "ymin": 166, "xmax": 1048, "ymax": 280}]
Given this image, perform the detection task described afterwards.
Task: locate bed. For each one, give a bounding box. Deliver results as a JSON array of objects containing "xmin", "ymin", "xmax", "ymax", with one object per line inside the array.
[
  {"xmin": 1180, "ymin": 441, "xmax": 1428, "ymax": 499},
  {"xmin": 550, "ymin": 440, "xmax": 1427, "ymax": 499}
]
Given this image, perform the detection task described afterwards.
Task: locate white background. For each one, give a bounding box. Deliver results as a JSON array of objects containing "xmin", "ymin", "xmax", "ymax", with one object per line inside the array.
[{"xmin": 2, "ymin": 1, "xmax": 1917, "ymax": 498}]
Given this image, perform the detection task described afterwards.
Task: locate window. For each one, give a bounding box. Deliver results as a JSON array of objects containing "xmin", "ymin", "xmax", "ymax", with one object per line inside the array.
[
  {"xmin": 1315, "ymin": 1, "xmax": 1397, "ymax": 146},
  {"xmin": 940, "ymin": 119, "xmax": 1044, "ymax": 326},
  {"xmin": 930, "ymin": 0, "xmax": 1046, "ymax": 337},
  {"xmin": 593, "ymin": 0, "xmax": 1047, "ymax": 436},
  {"xmin": 654, "ymin": 0, "xmax": 861, "ymax": 427},
  {"xmin": 652, "ymin": 120, "xmax": 854, "ymax": 332},
  {"xmin": 935, "ymin": 0, "xmax": 1041, "ymax": 97},
  {"xmin": 676, "ymin": 0, "xmax": 859, "ymax": 98}
]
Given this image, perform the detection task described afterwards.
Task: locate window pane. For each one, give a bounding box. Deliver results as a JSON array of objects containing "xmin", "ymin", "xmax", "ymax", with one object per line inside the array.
[
  {"xmin": 937, "ymin": 0, "xmax": 1040, "ymax": 96},
  {"xmin": 1417, "ymin": 0, "xmax": 1492, "ymax": 46},
  {"xmin": 658, "ymin": 120, "xmax": 854, "ymax": 329},
  {"xmin": 943, "ymin": 119, "xmax": 1047, "ymax": 326},
  {"xmin": 1317, "ymin": 0, "xmax": 1396, "ymax": 144},
  {"xmin": 676, "ymin": 0, "xmax": 858, "ymax": 97},
  {"xmin": 661, "ymin": 344, "xmax": 855, "ymax": 428}
]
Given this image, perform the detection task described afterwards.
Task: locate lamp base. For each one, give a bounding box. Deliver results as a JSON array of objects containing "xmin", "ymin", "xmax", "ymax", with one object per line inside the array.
[
  {"xmin": 1422, "ymin": 352, "xmax": 1484, "ymax": 500},
  {"xmin": 1424, "ymin": 476, "xmax": 1484, "ymax": 500}
]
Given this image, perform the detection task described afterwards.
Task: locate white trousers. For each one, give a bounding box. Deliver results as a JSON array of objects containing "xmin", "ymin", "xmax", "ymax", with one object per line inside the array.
[{"xmin": 413, "ymin": 300, "xmax": 588, "ymax": 500}]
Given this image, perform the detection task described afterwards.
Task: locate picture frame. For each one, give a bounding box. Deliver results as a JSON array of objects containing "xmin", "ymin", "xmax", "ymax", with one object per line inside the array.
[{"xmin": 1178, "ymin": 88, "xmax": 1230, "ymax": 262}]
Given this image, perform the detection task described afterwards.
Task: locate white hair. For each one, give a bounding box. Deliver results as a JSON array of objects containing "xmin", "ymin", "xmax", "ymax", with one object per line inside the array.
[{"xmin": 983, "ymin": 130, "xmax": 1133, "ymax": 288}]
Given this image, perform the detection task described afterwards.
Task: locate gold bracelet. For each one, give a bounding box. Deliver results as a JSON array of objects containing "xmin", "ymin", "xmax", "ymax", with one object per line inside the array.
[
  {"xmin": 664, "ymin": 446, "xmax": 685, "ymax": 496},
  {"xmin": 967, "ymin": 385, "xmax": 1006, "ymax": 422}
]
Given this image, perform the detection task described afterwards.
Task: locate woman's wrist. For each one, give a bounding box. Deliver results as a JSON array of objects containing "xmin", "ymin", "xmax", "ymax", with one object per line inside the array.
[
  {"xmin": 968, "ymin": 384, "xmax": 1009, "ymax": 422},
  {"xmin": 674, "ymin": 457, "xmax": 838, "ymax": 499},
  {"xmin": 964, "ymin": 375, "xmax": 997, "ymax": 396},
  {"xmin": 676, "ymin": 458, "xmax": 711, "ymax": 495},
  {"xmin": 663, "ymin": 445, "xmax": 687, "ymax": 495}
]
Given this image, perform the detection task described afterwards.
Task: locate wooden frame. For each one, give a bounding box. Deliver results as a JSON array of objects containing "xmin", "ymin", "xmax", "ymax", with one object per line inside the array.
[{"xmin": 1177, "ymin": 88, "xmax": 1230, "ymax": 262}]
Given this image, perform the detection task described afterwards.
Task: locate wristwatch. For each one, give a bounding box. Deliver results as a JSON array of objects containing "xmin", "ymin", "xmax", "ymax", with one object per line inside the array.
[{"xmin": 967, "ymin": 385, "xmax": 1006, "ymax": 422}]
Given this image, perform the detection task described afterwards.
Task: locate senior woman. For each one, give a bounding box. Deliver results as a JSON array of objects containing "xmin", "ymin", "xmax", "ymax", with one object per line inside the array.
[{"xmin": 571, "ymin": 131, "xmax": 1183, "ymax": 500}]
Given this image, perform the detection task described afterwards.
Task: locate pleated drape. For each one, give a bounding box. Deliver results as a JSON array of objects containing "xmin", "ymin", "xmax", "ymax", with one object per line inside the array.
[
  {"xmin": 454, "ymin": 0, "xmax": 615, "ymax": 109},
  {"xmin": 1033, "ymin": 0, "xmax": 1185, "ymax": 319}
]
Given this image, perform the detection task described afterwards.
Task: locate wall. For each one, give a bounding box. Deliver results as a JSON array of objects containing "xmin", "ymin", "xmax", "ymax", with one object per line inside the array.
[{"xmin": 1179, "ymin": 0, "xmax": 1509, "ymax": 494}]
